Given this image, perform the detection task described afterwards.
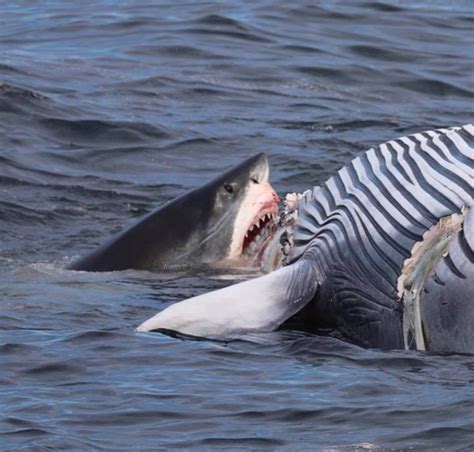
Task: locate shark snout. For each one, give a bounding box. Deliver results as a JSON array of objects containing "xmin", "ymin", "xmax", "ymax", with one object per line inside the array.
[{"xmin": 262, "ymin": 180, "xmax": 280, "ymax": 204}]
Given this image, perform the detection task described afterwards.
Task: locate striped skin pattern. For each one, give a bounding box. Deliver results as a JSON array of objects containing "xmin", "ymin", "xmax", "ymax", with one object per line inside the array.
[
  {"xmin": 288, "ymin": 125, "xmax": 473, "ymax": 350},
  {"xmin": 419, "ymin": 207, "xmax": 474, "ymax": 352}
]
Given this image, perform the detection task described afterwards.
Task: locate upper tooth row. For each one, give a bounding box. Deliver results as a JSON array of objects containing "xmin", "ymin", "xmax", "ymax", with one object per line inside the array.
[
  {"xmin": 252, "ymin": 213, "xmax": 276, "ymax": 230},
  {"xmin": 245, "ymin": 213, "xmax": 278, "ymax": 237}
]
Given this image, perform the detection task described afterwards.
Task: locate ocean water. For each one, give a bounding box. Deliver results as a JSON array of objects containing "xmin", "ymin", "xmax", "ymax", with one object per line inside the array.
[{"xmin": 1, "ymin": 1, "xmax": 473, "ymax": 449}]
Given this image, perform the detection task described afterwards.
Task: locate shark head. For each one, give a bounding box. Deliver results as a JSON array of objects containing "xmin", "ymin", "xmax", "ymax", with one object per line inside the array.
[
  {"xmin": 67, "ymin": 153, "xmax": 281, "ymax": 272},
  {"xmin": 192, "ymin": 152, "xmax": 280, "ymax": 266}
]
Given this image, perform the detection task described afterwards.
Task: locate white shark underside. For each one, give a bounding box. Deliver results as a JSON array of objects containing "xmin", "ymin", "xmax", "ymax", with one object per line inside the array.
[{"xmin": 138, "ymin": 125, "xmax": 474, "ymax": 354}]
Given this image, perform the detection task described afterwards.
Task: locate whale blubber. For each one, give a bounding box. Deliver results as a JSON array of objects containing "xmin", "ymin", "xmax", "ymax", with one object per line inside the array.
[{"xmin": 398, "ymin": 209, "xmax": 467, "ymax": 350}]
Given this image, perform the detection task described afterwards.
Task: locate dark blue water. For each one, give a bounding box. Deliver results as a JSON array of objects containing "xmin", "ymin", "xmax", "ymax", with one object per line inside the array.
[{"xmin": 1, "ymin": 1, "xmax": 473, "ymax": 449}]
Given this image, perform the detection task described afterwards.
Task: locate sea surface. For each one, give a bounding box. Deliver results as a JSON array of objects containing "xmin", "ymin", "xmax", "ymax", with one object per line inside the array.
[{"xmin": 1, "ymin": 1, "xmax": 473, "ymax": 449}]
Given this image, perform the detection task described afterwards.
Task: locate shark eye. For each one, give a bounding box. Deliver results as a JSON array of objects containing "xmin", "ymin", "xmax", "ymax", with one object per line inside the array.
[
  {"xmin": 224, "ymin": 183, "xmax": 234, "ymax": 194},
  {"xmin": 251, "ymin": 177, "xmax": 259, "ymax": 184}
]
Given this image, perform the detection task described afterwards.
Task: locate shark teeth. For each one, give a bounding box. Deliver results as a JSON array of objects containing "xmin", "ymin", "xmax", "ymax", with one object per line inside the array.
[{"xmin": 243, "ymin": 212, "xmax": 279, "ymax": 247}]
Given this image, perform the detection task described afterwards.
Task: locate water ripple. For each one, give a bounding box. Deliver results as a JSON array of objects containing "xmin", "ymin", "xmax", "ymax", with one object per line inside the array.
[{"xmin": 0, "ymin": 0, "xmax": 473, "ymax": 449}]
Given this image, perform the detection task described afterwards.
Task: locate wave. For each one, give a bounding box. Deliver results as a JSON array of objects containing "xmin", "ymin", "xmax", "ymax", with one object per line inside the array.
[{"xmin": 38, "ymin": 117, "xmax": 171, "ymax": 146}]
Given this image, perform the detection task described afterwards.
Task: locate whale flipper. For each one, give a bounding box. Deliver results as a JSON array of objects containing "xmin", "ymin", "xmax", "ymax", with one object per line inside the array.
[{"xmin": 136, "ymin": 258, "xmax": 318, "ymax": 338}]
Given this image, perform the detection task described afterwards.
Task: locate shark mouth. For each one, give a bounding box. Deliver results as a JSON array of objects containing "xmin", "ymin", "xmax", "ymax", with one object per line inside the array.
[
  {"xmin": 241, "ymin": 191, "xmax": 305, "ymax": 269},
  {"xmin": 242, "ymin": 211, "xmax": 279, "ymax": 254}
]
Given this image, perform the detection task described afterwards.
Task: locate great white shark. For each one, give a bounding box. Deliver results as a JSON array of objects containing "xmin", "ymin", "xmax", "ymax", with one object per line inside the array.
[
  {"xmin": 137, "ymin": 125, "xmax": 474, "ymax": 354},
  {"xmin": 68, "ymin": 153, "xmax": 280, "ymax": 272}
]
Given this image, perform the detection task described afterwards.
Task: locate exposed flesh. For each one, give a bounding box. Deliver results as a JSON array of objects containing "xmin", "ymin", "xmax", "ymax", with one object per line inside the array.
[
  {"xmin": 241, "ymin": 191, "xmax": 305, "ymax": 270},
  {"xmin": 398, "ymin": 208, "xmax": 468, "ymax": 350}
]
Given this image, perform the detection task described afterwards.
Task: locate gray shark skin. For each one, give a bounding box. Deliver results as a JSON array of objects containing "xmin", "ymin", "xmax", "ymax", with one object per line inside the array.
[
  {"xmin": 137, "ymin": 125, "xmax": 473, "ymax": 354},
  {"xmin": 68, "ymin": 153, "xmax": 278, "ymax": 272}
]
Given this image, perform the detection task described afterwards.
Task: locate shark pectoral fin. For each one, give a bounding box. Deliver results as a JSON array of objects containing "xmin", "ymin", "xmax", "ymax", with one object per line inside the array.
[{"xmin": 136, "ymin": 259, "xmax": 318, "ymax": 338}]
